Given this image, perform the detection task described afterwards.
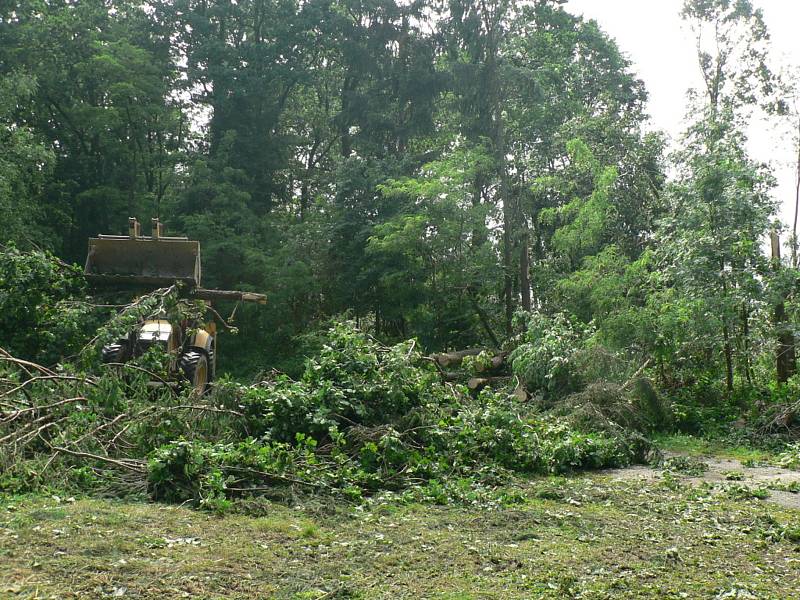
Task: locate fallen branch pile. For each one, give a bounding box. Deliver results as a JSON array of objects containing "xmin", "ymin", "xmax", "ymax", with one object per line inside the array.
[
  {"xmin": 0, "ymin": 347, "xmax": 246, "ymax": 493},
  {"xmin": 1, "ymin": 321, "xmax": 653, "ymax": 507}
]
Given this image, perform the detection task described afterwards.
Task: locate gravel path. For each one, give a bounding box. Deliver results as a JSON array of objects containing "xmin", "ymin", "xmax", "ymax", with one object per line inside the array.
[{"xmin": 603, "ymin": 451, "xmax": 800, "ymax": 509}]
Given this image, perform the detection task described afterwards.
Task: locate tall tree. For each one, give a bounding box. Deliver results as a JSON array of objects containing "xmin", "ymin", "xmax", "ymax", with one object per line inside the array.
[
  {"xmin": 0, "ymin": 72, "xmax": 54, "ymax": 247},
  {"xmin": 1, "ymin": 0, "xmax": 183, "ymax": 259},
  {"xmin": 654, "ymin": 0, "xmax": 783, "ymax": 391}
]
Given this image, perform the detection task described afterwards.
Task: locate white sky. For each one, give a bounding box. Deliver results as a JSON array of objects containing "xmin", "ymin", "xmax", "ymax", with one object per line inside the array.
[{"xmin": 566, "ymin": 0, "xmax": 800, "ymax": 230}]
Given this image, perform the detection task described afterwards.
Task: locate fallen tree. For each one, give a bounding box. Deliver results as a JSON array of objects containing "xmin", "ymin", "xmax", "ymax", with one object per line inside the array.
[{"xmin": 0, "ymin": 321, "xmax": 649, "ymax": 508}]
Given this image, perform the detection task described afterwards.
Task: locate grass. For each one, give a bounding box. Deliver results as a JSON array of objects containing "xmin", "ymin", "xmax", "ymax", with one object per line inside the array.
[
  {"xmin": 653, "ymin": 433, "xmax": 778, "ymax": 463},
  {"xmin": 2, "ymin": 469, "xmax": 800, "ymax": 599}
]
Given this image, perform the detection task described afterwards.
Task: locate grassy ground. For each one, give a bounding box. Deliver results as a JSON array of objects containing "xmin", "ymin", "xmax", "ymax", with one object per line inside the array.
[
  {"xmin": 3, "ymin": 454, "xmax": 800, "ymax": 600},
  {"xmin": 652, "ymin": 433, "xmax": 780, "ymax": 463}
]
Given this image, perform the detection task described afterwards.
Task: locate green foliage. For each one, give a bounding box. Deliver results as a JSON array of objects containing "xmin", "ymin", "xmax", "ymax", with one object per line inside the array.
[
  {"xmin": 368, "ymin": 145, "xmax": 498, "ymax": 348},
  {"xmin": 661, "ymin": 455, "xmax": 708, "ymax": 476},
  {"xmin": 510, "ymin": 311, "xmax": 586, "ymax": 400},
  {"xmin": 236, "ymin": 321, "xmax": 441, "ymax": 441},
  {"xmin": 3, "ymin": 318, "xmax": 642, "ymax": 507},
  {"xmin": 669, "ymin": 378, "xmax": 741, "ymax": 434},
  {"xmin": 2, "ymin": 0, "xmax": 799, "ymax": 512},
  {"xmin": 774, "ymin": 443, "xmax": 800, "ymax": 470},
  {"xmin": 0, "ymin": 72, "xmax": 54, "ymax": 247},
  {"xmin": 142, "ymin": 322, "xmax": 642, "ymax": 507},
  {"xmin": 461, "ymin": 350, "xmax": 495, "ymax": 375},
  {"xmin": 0, "ymin": 246, "xmax": 93, "ymax": 364},
  {"xmin": 561, "ymin": 378, "xmax": 672, "ymax": 435},
  {"xmin": 540, "ymin": 140, "xmax": 619, "ymax": 265},
  {"xmin": 145, "ymin": 400, "xmax": 640, "ymax": 507},
  {"xmin": 0, "ymin": 0, "xmax": 666, "ymax": 381}
]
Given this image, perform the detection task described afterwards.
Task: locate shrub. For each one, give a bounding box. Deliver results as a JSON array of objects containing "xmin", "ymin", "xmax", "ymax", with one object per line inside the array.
[
  {"xmin": 0, "ymin": 245, "xmax": 95, "ymax": 364},
  {"xmin": 510, "ymin": 311, "xmax": 586, "ymax": 401}
]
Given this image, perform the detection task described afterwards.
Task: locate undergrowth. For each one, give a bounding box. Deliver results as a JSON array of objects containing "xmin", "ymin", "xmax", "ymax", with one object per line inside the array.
[{"xmin": 2, "ymin": 320, "xmax": 648, "ymax": 511}]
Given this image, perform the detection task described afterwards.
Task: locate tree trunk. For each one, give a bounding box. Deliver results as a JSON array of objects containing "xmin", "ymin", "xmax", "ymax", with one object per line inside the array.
[
  {"xmin": 497, "ymin": 115, "xmax": 514, "ymax": 336},
  {"xmin": 793, "ymin": 116, "xmax": 800, "ymax": 268},
  {"xmin": 502, "ymin": 206, "xmax": 514, "ymax": 335},
  {"xmin": 722, "ymin": 319, "xmax": 734, "ymax": 393},
  {"xmin": 520, "ymin": 225, "xmax": 531, "ymax": 313},
  {"xmin": 468, "ymin": 376, "xmax": 511, "ymax": 393},
  {"xmin": 775, "ymin": 302, "xmax": 796, "ymax": 384},
  {"xmin": 340, "ymin": 76, "xmax": 355, "ymax": 158},
  {"xmin": 300, "ymin": 182, "xmax": 309, "ymax": 222},
  {"xmin": 720, "ymin": 261, "xmax": 734, "ymax": 393},
  {"xmin": 772, "ymin": 231, "xmax": 796, "ymax": 383},
  {"xmin": 740, "ymin": 304, "xmax": 753, "ymax": 385}
]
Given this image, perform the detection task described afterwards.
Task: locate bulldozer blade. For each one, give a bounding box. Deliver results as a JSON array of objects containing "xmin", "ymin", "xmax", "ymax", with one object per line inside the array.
[{"xmin": 84, "ymin": 236, "xmax": 201, "ymax": 287}]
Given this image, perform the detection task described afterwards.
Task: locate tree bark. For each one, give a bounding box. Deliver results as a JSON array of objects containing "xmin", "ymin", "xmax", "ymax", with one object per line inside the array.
[
  {"xmin": 497, "ymin": 116, "xmax": 514, "ymax": 336},
  {"xmin": 718, "ymin": 256, "xmax": 734, "ymax": 394},
  {"xmin": 793, "ymin": 116, "xmax": 800, "ymax": 268},
  {"xmin": 520, "ymin": 225, "xmax": 531, "ymax": 313},
  {"xmin": 432, "ymin": 349, "xmax": 484, "ymax": 368},
  {"xmin": 468, "ymin": 376, "xmax": 511, "ymax": 393},
  {"xmin": 191, "ymin": 289, "xmax": 267, "ymax": 304},
  {"xmin": 772, "ymin": 231, "xmax": 796, "ymax": 383},
  {"xmin": 740, "ymin": 304, "xmax": 753, "ymax": 385},
  {"xmin": 722, "ymin": 319, "xmax": 734, "ymax": 393}
]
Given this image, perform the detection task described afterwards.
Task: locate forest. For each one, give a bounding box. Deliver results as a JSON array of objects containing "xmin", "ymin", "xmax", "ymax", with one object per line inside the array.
[{"xmin": 3, "ymin": 0, "xmax": 800, "ymax": 597}]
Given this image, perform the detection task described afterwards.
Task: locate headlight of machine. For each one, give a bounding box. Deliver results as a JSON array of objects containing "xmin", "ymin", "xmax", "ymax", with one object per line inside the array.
[{"xmin": 138, "ymin": 320, "xmax": 174, "ymax": 350}]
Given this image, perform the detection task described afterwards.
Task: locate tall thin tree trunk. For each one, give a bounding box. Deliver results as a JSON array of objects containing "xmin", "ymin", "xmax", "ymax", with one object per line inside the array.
[
  {"xmin": 340, "ymin": 77, "xmax": 354, "ymax": 158},
  {"xmin": 496, "ymin": 111, "xmax": 514, "ymax": 336},
  {"xmin": 722, "ymin": 319, "xmax": 734, "ymax": 393},
  {"xmin": 501, "ymin": 190, "xmax": 514, "ymax": 335},
  {"xmin": 720, "ymin": 264, "xmax": 734, "ymax": 393},
  {"xmin": 740, "ymin": 304, "xmax": 752, "ymax": 385},
  {"xmin": 520, "ymin": 225, "xmax": 531, "ymax": 313},
  {"xmin": 793, "ymin": 116, "xmax": 800, "ymax": 268},
  {"xmin": 772, "ymin": 231, "xmax": 796, "ymax": 383},
  {"xmin": 300, "ymin": 183, "xmax": 309, "ymax": 222}
]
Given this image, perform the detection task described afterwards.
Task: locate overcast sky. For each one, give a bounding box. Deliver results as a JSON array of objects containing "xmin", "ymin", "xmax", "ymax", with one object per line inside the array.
[{"xmin": 565, "ymin": 0, "xmax": 800, "ymax": 230}]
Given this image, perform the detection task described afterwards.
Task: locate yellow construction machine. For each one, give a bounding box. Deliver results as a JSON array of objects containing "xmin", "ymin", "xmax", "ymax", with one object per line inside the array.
[{"xmin": 84, "ymin": 218, "xmax": 265, "ymax": 393}]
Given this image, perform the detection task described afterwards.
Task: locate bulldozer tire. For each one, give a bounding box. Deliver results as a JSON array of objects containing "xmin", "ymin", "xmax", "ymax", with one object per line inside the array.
[
  {"xmin": 101, "ymin": 343, "xmax": 126, "ymax": 364},
  {"xmin": 180, "ymin": 350, "xmax": 209, "ymax": 394}
]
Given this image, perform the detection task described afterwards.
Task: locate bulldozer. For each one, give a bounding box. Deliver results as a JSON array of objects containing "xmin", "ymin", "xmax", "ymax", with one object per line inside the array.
[{"xmin": 84, "ymin": 218, "xmax": 266, "ymax": 393}]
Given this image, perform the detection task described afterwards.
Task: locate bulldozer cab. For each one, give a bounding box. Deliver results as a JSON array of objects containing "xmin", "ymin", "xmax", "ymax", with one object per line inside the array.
[{"xmin": 84, "ymin": 218, "xmax": 201, "ymax": 287}]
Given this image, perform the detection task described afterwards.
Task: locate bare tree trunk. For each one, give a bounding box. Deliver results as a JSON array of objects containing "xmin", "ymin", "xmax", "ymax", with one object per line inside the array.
[
  {"xmin": 520, "ymin": 225, "xmax": 531, "ymax": 313},
  {"xmin": 722, "ymin": 319, "xmax": 734, "ymax": 393},
  {"xmin": 721, "ymin": 263, "xmax": 734, "ymax": 394},
  {"xmin": 775, "ymin": 301, "xmax": 796, "ymax": 384},
  {"xmin": 502, "ymin": 210, "xmax": 513, "ymax": 335},
  {"xmin": 497, "ymin": 117, "xmax": 514, "ymax": 337},
  {"xmin": 772, "ymin": 231, "xmax": 796, "ymax": 383},
  {"xmin": 340, "ymin": 77, "xmax": 355, "ymax": 158},
  {"xmin": 794, "ymin": 116, "xmax": 800, "ymax": 268},
  {"xmin": 740, "ymin": 304, "xmax": 753, "ymax": 385}
]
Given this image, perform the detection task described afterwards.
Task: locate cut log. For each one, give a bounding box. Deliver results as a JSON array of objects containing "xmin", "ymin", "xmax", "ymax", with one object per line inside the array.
[
  {"xmin": 433, "ymin": 349, "xmax": 485, "ymax": 368},
  {"xmin": 432, "ymin": 348, "xmax": 508, "ymax": 370},
  {"xmin": 473, "ymin": 352, "xmax": 508, "ymax": 375},
  {"xmin": 512, "ymin": 380, "xmax": 528, "ymax": 402},
  {"xmin": 467, "ymin": 377, "xmax": 489, "ymax": 392},
  {"xmin": 467, "ymin": 376, "xmax": 511, "ymax": 393}
]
